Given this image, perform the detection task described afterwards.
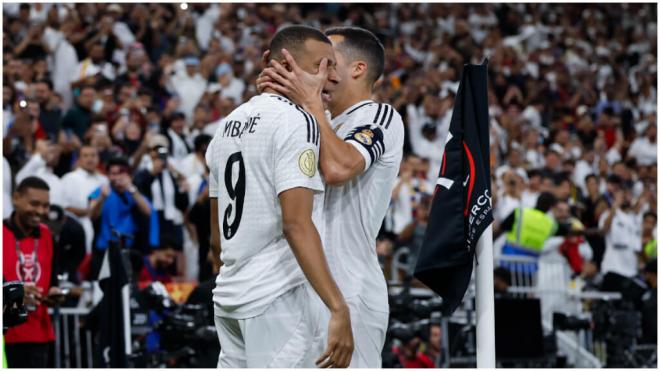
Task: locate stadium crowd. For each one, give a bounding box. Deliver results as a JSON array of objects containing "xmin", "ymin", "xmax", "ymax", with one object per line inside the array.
[{"xmin": 2, "ymin": 2, "xmax": 657, "ymax": 367}]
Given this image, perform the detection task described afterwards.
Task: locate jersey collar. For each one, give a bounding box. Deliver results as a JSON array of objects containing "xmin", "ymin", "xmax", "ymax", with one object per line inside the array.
[{"xmin": 332, "ymin": 100, "xmax": 376, "ymax": 125}]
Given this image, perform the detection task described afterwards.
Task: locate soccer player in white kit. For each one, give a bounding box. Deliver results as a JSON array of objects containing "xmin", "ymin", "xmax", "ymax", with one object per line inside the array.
[
  {"xmin": 206, "ymin": 26, "xmax": 353, "ymax": 368},
  {"xmin": 260, "ymin": 27, "xmax": 404, "ymax": 367}
]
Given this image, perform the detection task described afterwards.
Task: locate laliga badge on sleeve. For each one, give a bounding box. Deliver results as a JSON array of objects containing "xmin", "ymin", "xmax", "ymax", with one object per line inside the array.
[{"xmin": 298, "ymin": 149, "xmax": 316, "ymax": 177}]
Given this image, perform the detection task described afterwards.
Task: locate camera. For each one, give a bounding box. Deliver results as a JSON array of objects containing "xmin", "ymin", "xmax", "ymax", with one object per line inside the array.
[
  {"xmin": 130, "ymin": 282, "xmax": 217, "ymax": 368},
  {"xmin": 156, "ymin": 146, "xmax": 169, "ymax": 164},
  {"xmin": 3, "ymin": 281, "xmax": 28, "ymax": 332},
  {"xmin": 552, "ymin": 312, "xmax": 591, "ymax": 331}
]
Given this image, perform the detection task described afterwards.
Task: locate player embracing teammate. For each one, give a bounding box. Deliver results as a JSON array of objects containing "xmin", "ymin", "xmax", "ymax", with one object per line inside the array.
[{"xmin": 207, "ymin": 24, "xmax": 403, "ymax": 368}]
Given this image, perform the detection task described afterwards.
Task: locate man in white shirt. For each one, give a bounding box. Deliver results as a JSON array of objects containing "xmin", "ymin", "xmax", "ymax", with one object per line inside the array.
[
  {"xmin": 599, "ymin": 190, "xmax": 643, "ymax": 277},
  {"xmin": 260, "ymin": 26, "xmax": 405, "ymax": 367},
  {"xmin": 71, "ymin": 42, "xmax": 116, "ymax": 88},
  {"xmin": 169, "ymin": 56, "xmax": 207, "ymax": 122},
  {"xmin": 61, "ymin": 144, "xmax": 108, "ymax": 252},
  {"xmin": 178, "ymin": 134, "xmax": 211, "ymax": 179},
  {"xmin": 628, "ymin": 123, "xmax": 656, "ymax": 166},
  {"xmin": 206, "ymin": 25, "xmax": 353, "ymax": 368}
]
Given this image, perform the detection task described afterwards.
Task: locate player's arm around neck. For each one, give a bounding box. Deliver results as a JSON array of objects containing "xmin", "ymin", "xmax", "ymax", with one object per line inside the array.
[{"xmin": 307, "ymin": 104, "xmax": 366, "ymax": 186}]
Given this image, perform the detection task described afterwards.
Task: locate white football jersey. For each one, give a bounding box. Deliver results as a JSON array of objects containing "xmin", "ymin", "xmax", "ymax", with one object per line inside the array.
[
  {"xmin": 206, "ymin": 93, "xmax": 325, "ymax": 319},
  {"xmin": 324, "ymin": 100, "xmax": 404, "ymax": 312}
]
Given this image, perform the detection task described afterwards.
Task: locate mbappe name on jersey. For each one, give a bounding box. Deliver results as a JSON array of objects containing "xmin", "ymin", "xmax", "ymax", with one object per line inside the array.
[{"xmin": 223, "ymin": 115, "xmax": 261, "ymax": 138}]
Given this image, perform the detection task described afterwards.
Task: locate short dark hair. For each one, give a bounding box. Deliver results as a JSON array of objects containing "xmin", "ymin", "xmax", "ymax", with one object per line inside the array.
[
  {"xmin": 325, "ymin": 26, "xmax": 385, "ymax": 85},
  {"xmin": 107, "ymin": 155, "xmax": 129, "ymax": 170},
  {"xmin": 268, "ymin": 25, "xmax": 331, "ymax": 62},
  {"xmin": 194, "ymin": 134, "xmax": 212, "ymax": 153},
  {"xmin": 536, "ymin": 192, "xmax": 557, "ymax": 213},
  {"xmin": 16, "ymin": 176, "xmax": 50, "ymax": 194},
  {"xmin": 34, "ymin": 79, "xmax": 53, "ymax": 91},
  {"xmin": 644, "ymin": 211, "xmax": 657, "ymax": 222},
  {"xmin": 585, "ymin": 174, "xmax": 598, "ymax": 184}
]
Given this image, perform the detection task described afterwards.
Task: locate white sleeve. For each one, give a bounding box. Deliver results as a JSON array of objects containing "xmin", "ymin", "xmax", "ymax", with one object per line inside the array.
[
  {"xmin": 274, "ymin": 111, "xmax": 324, "ymax": 195},
  {"xmin": 344, "ymin": 105, "xmax": 404, "ymax": 171},
  {"xmin": 205, "ymin": 136, "xmax": 220, "ymax": 198}
]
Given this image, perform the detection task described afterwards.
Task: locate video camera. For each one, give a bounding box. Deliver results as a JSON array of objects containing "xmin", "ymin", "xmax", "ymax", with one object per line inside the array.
[
  {"xmin": 3, "ymin": 281, "xmax": 28, "ymax": 333},
  {"xmin": 130, "ymin": 282, "xmax": 217, "ymax": 368}
]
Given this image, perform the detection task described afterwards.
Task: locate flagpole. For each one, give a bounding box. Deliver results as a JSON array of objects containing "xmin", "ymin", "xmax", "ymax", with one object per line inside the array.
[{"xmin": 475, "ymin": 223, "xmax": 496, "ymax": 368}]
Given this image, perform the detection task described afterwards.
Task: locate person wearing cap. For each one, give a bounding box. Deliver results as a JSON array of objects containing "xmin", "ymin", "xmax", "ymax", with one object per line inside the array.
[
  {"xmin": 133, "ymin": 134, "xmax": 189, "ymax": 250},
  {"xmin": 215, "ymin": 62, "xmax": 245, "ymax": 105},
  {"xmin": 168, "ymin": 55, "xmax": 207, "ymax": 121}
]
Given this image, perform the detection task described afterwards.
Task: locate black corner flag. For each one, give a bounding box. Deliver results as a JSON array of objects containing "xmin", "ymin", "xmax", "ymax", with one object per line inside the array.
[
  {"xmin": 414, "ymin": 61, "xmax": 493, "ymax": 315},
  {"xmin": 95, "ymin": 242, "xmax": 131, "ymax": 367}
]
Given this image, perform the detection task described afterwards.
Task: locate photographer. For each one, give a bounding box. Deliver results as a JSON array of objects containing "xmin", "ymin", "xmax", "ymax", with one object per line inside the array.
[
  {"xmin": 2, "ymin": 176, "xmax": 63, "ymax": 368},
  {"xmin": 88, "ymin": 156, "xmax": 153, "ymax": 275},
  {"xmin": 133, "ymin": 135, "xmax": 189, "ymax": 251}
]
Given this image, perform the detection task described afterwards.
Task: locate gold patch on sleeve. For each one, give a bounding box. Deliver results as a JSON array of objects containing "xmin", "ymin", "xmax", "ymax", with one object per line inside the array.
[{"xmin": 298, "ymin": 149, "xmax": 316, "ymax": 177}]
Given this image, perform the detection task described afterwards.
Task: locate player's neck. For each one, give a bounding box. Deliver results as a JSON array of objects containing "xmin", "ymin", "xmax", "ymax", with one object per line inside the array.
[
  {"xmin": 262, "ymin": 87, "xmax": 284, "ymax": 98},
  {"xmin": 331, "ymin": 88, "xmax": 372, "ymax": 117}
]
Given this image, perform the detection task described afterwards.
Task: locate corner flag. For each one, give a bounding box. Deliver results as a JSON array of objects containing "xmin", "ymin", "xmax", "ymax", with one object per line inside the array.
[{"xmin": 414, "ymin": 61, "xmax": 493, "ymax": 316}]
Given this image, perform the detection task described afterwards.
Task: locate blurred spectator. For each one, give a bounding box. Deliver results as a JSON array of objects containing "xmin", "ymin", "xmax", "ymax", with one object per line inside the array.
[
  {"xmin": 71, "ymin": 41, "xmax": 116, "ymax": 88},
  {"xmin": 398, "ymin": 193, "xmax": 432, "ymax": 276},
  {"xmin": 88, "ymin": 156, "xmax": 153, "ymax": 252},
  {"xmin": 60, "ymin": 144, "xmax": 108, "ymax": 252},
  {"xmin": 178, "ymin": 133, "xmax": 211, "ymax": 179},
  {"xmin": 163, "ymin": 111, "xmax": 192, "ymax": 166},
  {"xmin": 137, "ymin": 237, "xmax": 179, "ymax": 285},
  {"xmin": 424, "ymin": 322, "xmax": 443, "ymax": 366},
  {"xmin": 496, "ymin": 192, "xmax": 567, "ymax": 260},
  {"xmin": 133, "ymin": 135, "xmax": 189, "ymax": 249},
  {"xmin": 15, "ymin": 140, "xmax": 64, "ymax": 206},
  {"xmin": 61, "ymin": 85, "xmax": 95, "ymax": 140},
  {"xmin": 31, "ymin": 79, "xmax": 63, "ymax": 141},
  {"xmin": 168, "ymin": 56, "xmax": 207, "ymax": 121},
  {"xmin": 44, "ymin": 205, "xmax": 86, "ymax": 285},
  {"xmin": 389, "ymin": 154, "xmax": 434, "ymax": 234},
  {"xmin": 392, "ymin": 336, "xmax": 435, "ymax": 368},
  {"xmin": 598, "ymin": 187, "xmax": 646, "ymax": 278},
  {"xmin": 628, "ymin": 122, "xmax": 657, "ymax": 166}
]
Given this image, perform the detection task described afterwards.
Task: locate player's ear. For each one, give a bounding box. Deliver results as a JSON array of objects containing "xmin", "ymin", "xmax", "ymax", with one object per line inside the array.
[
  {"xmin": 261, "ymin": 50, "xmax": 271, "ymax": 68},
  {"xmin": 351, "ymin": 60, "xmax": 367, "ymax": 79}
]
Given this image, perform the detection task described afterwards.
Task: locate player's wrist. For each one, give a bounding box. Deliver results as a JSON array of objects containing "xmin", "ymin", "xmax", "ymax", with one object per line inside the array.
[{"xmin": 328, "ymin": 300, "xmax": 350, "ymax": 315}]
